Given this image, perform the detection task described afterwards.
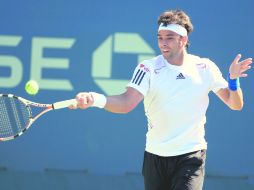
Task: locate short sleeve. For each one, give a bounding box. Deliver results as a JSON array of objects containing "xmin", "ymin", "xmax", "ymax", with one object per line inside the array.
[
  {"xmin": 127, "ymin": 62, "xmax": 151, "ymax": 96},
  {"xmin": 207, "ymin": 59, "xmax": 228, "ymax": 93}
]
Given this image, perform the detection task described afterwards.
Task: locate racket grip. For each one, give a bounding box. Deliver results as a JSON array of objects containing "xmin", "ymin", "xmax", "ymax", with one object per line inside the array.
[{"xmin": 53, "ymin": 99, "xmax": 77, "ymax": 109}]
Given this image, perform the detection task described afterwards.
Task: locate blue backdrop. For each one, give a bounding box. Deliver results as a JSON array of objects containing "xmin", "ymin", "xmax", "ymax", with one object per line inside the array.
[{"xmin": 0, "ymin": 0, "xmax": 253, "ymax": 179}]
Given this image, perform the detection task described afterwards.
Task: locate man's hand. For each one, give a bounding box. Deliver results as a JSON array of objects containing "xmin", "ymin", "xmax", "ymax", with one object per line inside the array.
[
  {"xmin": 229, "ymin": 54, "xmax": 252, "ymax": 79},
  {"xmin": 69, "ymin": 92, "xmax": 94, "ymax": 109}
]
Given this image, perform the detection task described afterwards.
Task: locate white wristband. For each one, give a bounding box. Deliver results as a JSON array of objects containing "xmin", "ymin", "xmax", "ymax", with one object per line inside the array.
[{"xmin": 89, "ymin": 92, "xmax": 107, "ymax": 108}]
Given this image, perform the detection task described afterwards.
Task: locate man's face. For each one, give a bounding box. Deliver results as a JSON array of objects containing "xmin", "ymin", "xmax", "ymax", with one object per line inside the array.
[{"xmin": 157, "ymin": 30, "xmax": 187, "ymax": 59}]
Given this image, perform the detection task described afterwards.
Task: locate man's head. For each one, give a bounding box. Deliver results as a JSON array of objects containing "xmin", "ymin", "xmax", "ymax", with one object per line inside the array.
[
  {"xmin": 157, "ymin": 10, "xmax": 193, "ymax": 49},
  {"xmin": 157, "ymin": 10, "xmax": 193, "ymax": 35}
]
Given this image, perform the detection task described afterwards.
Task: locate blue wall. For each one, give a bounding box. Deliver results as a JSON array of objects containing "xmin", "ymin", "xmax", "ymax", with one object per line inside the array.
[{"xmin": 0, "ymin": 0, "xmax": 253, "ymax": 179}]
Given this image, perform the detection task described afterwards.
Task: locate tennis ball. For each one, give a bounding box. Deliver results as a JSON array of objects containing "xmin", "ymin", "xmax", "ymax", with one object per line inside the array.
[{"xmin": 25, "ymin": 80, "xmax": 39, "ymax": 95}]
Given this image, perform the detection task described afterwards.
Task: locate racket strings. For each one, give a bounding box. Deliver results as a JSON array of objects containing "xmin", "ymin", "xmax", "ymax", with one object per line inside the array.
[
  {"xmin": 0, "ymin": 98, "xmax": 13, "ymax": 136},
  {"xmin": 10, "ymin": 98, "xmax": 23, "ymax": 131},
  {"xmin": 0, "ymin": 97, "xmax": 31, "ymax": 138}
]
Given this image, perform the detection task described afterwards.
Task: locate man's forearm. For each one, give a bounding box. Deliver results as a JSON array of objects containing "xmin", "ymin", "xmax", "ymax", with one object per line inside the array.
[
  {"xmin": 104, "ymin": 95, "xmax": 131, "ymax": 114},
  {"xmin": 228, "ymin": 88, "xmax": 243, "ymax": 110}
]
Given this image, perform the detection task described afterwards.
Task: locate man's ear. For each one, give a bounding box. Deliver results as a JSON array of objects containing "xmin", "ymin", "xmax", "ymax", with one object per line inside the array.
[{"xmin": 180, "ymin": 36, "xmax": 188, "ymax": 47}]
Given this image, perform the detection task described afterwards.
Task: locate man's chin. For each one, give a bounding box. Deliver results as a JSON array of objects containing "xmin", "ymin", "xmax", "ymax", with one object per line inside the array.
[{"xmin": 162, "ymin": 53, "xmax": 170, "ymax": 58}]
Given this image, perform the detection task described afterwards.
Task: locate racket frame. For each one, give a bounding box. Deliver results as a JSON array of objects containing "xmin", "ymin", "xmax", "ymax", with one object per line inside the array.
[{"xmin": 0, "ymin": 94, "xmax": 76, "ymax": 141}]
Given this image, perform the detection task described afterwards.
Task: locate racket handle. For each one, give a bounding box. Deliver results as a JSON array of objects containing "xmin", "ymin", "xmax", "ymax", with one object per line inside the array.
[{"xmin": 53, "ymin": 99, "xmax": 77, "ymax": 109}]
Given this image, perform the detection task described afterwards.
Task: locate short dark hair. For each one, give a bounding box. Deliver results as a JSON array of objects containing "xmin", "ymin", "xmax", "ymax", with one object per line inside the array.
[{"xmin": 157, "ymin": 10, "xmax": 194, "ymax": 35}]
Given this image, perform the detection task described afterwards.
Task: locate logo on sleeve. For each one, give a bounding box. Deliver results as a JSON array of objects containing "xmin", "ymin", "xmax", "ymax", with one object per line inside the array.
[
  {"xmin": 139, "ymin": 64, "xmax": 150, "ymax": 72},
  {"xmin": 197, "ymin": 63, "xmax": 207, "ymax": 69}
]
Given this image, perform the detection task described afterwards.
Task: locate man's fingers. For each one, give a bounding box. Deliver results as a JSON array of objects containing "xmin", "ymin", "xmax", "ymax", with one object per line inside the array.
[
  {"xmin": 75, "ymin": 92, "xmax": 94, "ymax": 109},
  {"xmin": 239, "ymin": 58, "xmax": 252, "ymax": 73},
  {"xmin": 68, "ymin": 104, "xmax": 78, "ymax": 109},
  {"xmin": 241, "ymin": 73, "xmax": 248, "ymax": 78},
  {"xmin": 230, "ymin": 54, "xmax": 252, "ymax": 79},
  {"xmin": 233, "ymin": 54, "xmax": 242, "ymax": 64},
  {"xmin": 240, "ymin": 58, "xmax": 252, "ymax": 67}
]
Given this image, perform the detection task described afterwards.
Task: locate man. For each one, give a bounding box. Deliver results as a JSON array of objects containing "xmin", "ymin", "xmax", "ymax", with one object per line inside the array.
[{"xmin": 70, "ymin": 10, "xmax": 252, "ymax": 190}]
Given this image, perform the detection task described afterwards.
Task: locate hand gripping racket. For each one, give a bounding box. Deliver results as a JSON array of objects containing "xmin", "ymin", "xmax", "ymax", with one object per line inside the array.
[{"xmin": 0, "ymin": 94, "xmax": 77, "ymax": 141}]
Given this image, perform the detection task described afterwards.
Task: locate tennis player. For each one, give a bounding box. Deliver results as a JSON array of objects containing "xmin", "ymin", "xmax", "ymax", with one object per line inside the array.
[{"xmin": 71, "ymin": 9, "xmax": 252, "ymax": 190}]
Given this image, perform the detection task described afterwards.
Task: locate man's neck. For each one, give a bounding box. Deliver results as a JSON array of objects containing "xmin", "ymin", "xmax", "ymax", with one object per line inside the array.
[{"xmin": 165, "ymin": 50, "xmax": 188, "ymax": 66}]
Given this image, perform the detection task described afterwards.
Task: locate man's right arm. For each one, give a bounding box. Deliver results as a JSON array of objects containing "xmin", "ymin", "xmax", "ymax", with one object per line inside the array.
[
  {"xmin": 72, "ymin": 87, "xmax": 144, "ymax": 114},
  {"xmin": 105, "ymin": 87, "xmax": 144, "ymax": 113}
]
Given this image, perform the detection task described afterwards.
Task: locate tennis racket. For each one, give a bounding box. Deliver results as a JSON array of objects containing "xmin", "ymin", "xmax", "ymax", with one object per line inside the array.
[{"xmin": 0, "ymin": 94, "xmax": 77, "ymax": 141}]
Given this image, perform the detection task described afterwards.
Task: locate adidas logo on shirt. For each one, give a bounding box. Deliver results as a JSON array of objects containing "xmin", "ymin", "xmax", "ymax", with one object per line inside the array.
[{"xmin": 176, "ymin": 73, "xmax": 185, "ymax": 79}]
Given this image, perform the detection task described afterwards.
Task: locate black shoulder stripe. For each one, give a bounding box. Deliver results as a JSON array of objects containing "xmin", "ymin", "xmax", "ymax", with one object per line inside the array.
[
  {"xmin": 138, "ymin": 72, "xmax": 146, "ymax": 85},
  {"xmin": 132, "ymin": 69, "xmax": 141, "ymax": 83},
  {"xmin": 134, "ymin": 71, "xmax": 143, "ymax": 84}
]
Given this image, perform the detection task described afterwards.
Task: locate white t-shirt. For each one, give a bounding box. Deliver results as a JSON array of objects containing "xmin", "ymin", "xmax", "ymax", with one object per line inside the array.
[{"xmin": 127, "ymin": 54, "xmax": 228, "ymax": 156}]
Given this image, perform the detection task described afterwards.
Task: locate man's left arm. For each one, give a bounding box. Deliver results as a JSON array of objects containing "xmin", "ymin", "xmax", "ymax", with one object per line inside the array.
[{"xmin": 216, "ymin": 54, "xmax": 252, "ymax": 110}]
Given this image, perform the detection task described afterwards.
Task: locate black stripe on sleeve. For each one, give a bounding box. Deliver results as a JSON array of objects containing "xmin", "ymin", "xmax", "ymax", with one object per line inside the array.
[
  {"xmin": 134, "ymin": 71, "xmax": 144, "ymax": 84},
  {"xmin": 132, "ymin": 69, "xmax": 140, "ymax": 83},
  {"xmin": 138, "ymin": 72, "xmax": 146, "ymax": 85}
]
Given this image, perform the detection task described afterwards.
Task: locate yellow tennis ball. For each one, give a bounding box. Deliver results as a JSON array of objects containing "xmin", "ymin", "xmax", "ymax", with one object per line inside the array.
[{"xmin": 25, "ymin": 80, "xmax": 39, "ymax": 95}]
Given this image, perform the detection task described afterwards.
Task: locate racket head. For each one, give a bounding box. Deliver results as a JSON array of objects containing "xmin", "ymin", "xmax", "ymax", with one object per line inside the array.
[
  {"xmin": 0, "ymin": 94, "xmax": 72, "ymax": 141},
  {"xmin": 0, "ymin": 94, "xmax": 34, "ymax": 141}
]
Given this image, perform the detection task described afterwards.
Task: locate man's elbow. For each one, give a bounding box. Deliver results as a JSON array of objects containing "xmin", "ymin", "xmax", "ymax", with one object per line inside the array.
[
  {"xmin": 120, "ymin": 100, "xmax": 141, "ymax": 114},
  {"xmin": 229, "ymin": 102, "xmax": 244, "ymax": 111},
  {"xmin": 121, "ymin": 104, "xmax": 136, "ymax": 114}
]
